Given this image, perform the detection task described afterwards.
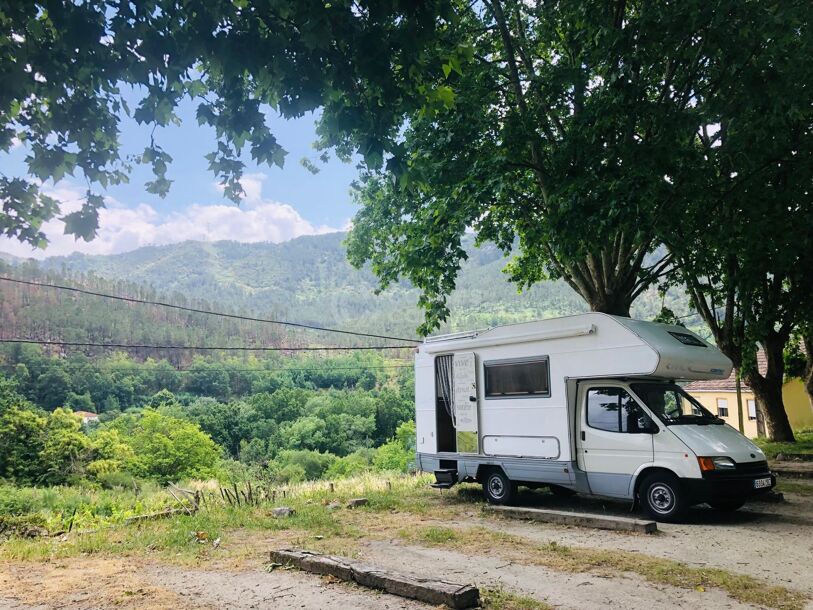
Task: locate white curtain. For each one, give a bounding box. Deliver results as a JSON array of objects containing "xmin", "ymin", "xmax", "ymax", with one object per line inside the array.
[{"xmin": 436, "ymin": 354, "xmax": 455, "ymax": 421}]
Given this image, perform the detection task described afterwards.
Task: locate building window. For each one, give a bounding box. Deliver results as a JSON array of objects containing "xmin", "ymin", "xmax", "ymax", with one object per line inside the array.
[
  {"xmin": 484, "ymin": 357, "xmax": 550, "ymax": 398},
  {"xmin": 747, "ymin": 399, "xmax": 757, "ymax": 421},
  {"xmin": 716, "ymin": 398, "xmax": 729, "ymax": 418},
  {"xmin": 586, "ymin": 387, "xmax": 654, "ymax": 433}
]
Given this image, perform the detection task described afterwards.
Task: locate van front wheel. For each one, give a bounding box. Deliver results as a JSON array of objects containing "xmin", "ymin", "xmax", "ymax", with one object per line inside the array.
[
  {"xmin": 483, "ymin": 470, "xmax": 517, "ymax": 505},
  {"xmin": 639, "ymin": 473, "xmax": 688, "ymax": 523}
]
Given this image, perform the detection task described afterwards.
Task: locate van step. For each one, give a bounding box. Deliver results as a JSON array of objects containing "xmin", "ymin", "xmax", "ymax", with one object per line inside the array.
[{"xmin": 432, "ymin": 469, "xmax": 458, "ymax": 489}]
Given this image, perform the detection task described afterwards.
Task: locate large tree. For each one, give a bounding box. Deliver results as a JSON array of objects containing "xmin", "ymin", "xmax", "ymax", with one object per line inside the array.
[
  {"xmin": 1, "ymin": 0, "xmax": 449, "ymax": 245},
  {"xmin": 345, "ymin": 0, "xmax": 750, "ymax": 333},
  {"xmin": 665, "ymin": 0, "xmax": 813, "ymax": 441}
]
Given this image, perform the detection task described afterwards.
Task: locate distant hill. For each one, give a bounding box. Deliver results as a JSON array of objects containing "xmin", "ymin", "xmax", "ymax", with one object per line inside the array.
[{"xmin": 5, "ymin": 233, "xmax": 689, "ymax": 341}]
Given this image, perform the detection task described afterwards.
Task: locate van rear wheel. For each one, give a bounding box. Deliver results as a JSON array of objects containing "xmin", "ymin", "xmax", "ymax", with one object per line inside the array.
[
  {"xmin": 483, "ymin": 469, "xmax": 517, "ymax": 505},
  {"xmin": 639, "ymin": 472, "xmax": 688, "ymax": 523}
]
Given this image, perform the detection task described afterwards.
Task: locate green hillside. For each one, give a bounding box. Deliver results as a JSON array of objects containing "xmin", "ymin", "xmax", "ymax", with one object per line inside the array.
[{"xmin": 31, "ymin": 233, "xmax": 688, "ymax": 337}]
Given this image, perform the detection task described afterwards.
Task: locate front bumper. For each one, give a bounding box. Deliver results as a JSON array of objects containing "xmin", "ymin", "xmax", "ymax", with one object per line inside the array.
[{"xmin": 683, "ymin": 472, "xmax": 776, "ymax": 504}]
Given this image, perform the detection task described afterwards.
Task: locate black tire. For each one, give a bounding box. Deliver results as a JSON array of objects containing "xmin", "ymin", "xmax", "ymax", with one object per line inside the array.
[
  {"xmin": 708, "ymin": 499, "xmax": 746, "ymax": 512},
  {"xmin": 549, "ymin": 484, "xmax": 577, "ymax": 498},
  {"xmin": 483, "ymin": 469, "xmax": 517, "ymax": 505},
  {"xmin": 639, "ymin": 472, "xmax": 688, "ymax": 523}
]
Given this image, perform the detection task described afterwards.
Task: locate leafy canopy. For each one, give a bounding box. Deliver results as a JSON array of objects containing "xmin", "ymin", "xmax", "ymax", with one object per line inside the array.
[
  {"xmin": 1, "ymin": 1, "xmax": 450, "ymax": 246},
  {"xmin": 661, "ymin": 0, "xmax": 813, "ymax": 441}
]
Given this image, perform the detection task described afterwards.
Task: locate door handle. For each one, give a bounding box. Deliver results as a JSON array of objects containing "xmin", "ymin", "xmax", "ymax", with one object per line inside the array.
[
  {"xmin": 580, "ymin": 431, "xmax": 585, "ymax": 441},
  {"xmin": 469, "ymin": 395, "xmax": 477, "ymax": 402}
]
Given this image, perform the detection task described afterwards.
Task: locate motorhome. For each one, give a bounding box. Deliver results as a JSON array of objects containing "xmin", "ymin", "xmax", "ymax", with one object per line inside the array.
[{"xmin": 415, "ymin": 313, "xmax": 776, "ymax": 522}]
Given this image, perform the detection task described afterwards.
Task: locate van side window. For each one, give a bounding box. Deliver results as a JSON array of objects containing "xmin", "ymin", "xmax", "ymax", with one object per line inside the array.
[
  {"xmin": 586, "ymin": 387, "xmax": 653, "ymax": 433},
  {"xmin": 484, "ymin": 358, "xmax": 550, "ymax": 398}
]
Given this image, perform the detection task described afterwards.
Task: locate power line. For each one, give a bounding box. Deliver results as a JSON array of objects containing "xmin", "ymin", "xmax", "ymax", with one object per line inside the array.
[
  {"xmin": 0, "ymin": 362, "xmax": 412, "ymax": 373},
  {"xmin": 0, "ymin": 338, "xmax": 415, "ymax": 352},
  {"xmin": 0, "ymin": 275, "xmax": 420, "ymax": 344}
]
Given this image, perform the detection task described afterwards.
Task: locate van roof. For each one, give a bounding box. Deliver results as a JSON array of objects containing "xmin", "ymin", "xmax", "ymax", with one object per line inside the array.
[{"xmin": 420, "ymin": 313, "xmax": 733, "ymax": 381}]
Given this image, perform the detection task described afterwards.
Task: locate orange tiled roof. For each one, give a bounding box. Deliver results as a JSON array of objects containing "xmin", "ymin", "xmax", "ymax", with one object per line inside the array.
[{"xmin": 73, "ymin": 410, "xmax": 99, "ymax": 418}]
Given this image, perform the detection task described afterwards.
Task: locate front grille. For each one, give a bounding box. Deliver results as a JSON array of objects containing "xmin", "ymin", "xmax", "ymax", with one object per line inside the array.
[
  {"xmin": 703, "ymin": 459, "xmax": 770, "ymax": 479},
  {"xmin": 736, "ymin": 460, "xmax": 769, "ymax": 475}
]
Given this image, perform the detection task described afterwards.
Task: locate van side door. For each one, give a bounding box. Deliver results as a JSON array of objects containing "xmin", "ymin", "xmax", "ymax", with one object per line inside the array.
[{"xmin": 576, "ymin": 383, "xmax": 656, "ymax": 498}]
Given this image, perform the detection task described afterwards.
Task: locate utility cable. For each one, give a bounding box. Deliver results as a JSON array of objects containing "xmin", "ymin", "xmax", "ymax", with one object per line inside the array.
[
  {"xmin": 0, "ymin": 275, "xmax": 420, "ymax": 344},
  {"xmin": 0, "ymin": 338, "xmax": 414, "ymax": 351}
]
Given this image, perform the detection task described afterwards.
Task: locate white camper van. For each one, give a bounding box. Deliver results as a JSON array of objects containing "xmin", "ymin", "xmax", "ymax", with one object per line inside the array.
[{"xmin": 415, "ymin": 313, "xmax": 776, "ymax": 522}]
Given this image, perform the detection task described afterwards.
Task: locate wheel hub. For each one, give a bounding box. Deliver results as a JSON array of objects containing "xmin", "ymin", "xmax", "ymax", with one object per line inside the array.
[
  {"xmin": 489, "ymin": 476, "xmax": 505, "ymax": 498},
  {"xmin": 649, "ymin": 483, "xmax": 674, "ymax": 513}
]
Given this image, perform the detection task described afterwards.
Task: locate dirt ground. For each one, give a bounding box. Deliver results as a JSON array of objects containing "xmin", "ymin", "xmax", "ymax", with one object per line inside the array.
[{"xmin": 1, "ymin": 484, "xmax": 812, "ymax": 610}]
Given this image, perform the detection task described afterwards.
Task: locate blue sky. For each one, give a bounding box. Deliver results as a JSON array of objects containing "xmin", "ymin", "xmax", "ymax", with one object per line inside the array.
[{"xmin": 1, "ymin": 93, "xmax": 361, "ymax": 259}]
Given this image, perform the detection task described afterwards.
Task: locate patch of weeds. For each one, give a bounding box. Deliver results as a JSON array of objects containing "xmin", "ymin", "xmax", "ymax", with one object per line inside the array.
[
  {"xmin": 755, "ymin": 431, "xmax": 813, "ymax": 459},
  {"xmin": 481, "ymin": 587, "xmax": 552, "ymax": 610},
  {"xmin": 776, "ymin": 480, "xmax": 813, "ymax": 496},
  {"xmin": 411, "ymin": 526, "xmax": 457, "ymax": 544},
  {"xmin": 403, "ymin": 525, "xmax": 807, "ymax": 610}
]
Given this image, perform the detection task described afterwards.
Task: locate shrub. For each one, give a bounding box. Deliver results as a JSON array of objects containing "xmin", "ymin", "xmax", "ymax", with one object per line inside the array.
[
  {"xmin": 373, "ymin": 420, "xmax": 415, "ymax": 473},
  {"xmin": 96, "ymin": 471, "xmax": 139, "ymax": 491},
  {"xmin": 107, "ymin": 409, "xmax": 221, "ymax": 482},
  {"xmin": 325, "ymin": 448, "xmax": 376, "ymax": 479},
  {"xmin": 269, "ymin": 449, "xmax": 336, "ymax": 481},
  {"xmin": 0, "ymin": 485, "xmax": 38, "ymax": 516}
]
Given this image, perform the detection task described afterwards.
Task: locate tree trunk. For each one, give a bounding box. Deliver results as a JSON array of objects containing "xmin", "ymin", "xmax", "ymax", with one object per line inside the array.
[
  {"xmin": 749, "ymin": 379, "xmax": 795, "ymax": 442},
  {"xmin": 744, "ymin": 337, "xmax": 795, "ymax": 442},
  {"xmin": 586, "ymin": 296, "xmax": 632, "ymax": 317},
  {"xmin": 803, "ymin": 334, "xmax": 813, "ymax": 416}
]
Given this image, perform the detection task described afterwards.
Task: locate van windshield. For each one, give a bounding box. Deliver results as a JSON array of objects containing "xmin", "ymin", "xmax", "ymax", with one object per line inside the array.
[{"xmin": 630, "ymin": 383, "xmax": 723, "ymax": 426}]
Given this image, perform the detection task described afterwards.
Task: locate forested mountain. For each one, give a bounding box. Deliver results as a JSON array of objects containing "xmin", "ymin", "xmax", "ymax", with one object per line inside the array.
[{"xmin": 5, "ymin": 232, "xmax": 688, "ymax": 340}]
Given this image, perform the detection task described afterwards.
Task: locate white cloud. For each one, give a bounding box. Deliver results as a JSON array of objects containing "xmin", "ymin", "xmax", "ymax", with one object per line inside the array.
[
  {"xmin": 213, "ymin": 172, "xmax": 265, "ymax": 204},
  {"xmin": 0, "ymin": 179, "xmax": 341, "ymax": 260}
]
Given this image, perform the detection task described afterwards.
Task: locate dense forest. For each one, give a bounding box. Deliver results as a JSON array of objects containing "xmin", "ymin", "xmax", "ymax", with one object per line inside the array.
[{"xmin": 0, "ymin": 348, "xmax": 416, "ymax": 488}]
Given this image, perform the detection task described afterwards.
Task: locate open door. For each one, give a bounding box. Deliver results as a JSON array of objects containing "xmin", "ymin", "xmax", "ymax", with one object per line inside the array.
[{"xmin": 453, "ymin": 352, "xmax": 479, "ymax": 454}]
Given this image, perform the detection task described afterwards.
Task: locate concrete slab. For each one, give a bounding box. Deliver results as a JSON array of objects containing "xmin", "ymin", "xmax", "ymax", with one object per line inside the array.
[
  {"xmin": 269, "ymin": 548, "xmax": 480, "ymax": 609},
  {"xmin": 487, "ymin": 505, "xmax": 658, "ymax": 534},
  {"xmin": 772, "ymin": 461, "xmax": 813, "ymax": 479}
]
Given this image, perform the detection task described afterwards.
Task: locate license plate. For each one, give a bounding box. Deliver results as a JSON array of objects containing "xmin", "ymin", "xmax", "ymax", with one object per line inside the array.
[{"xmin": 754, "ymin": 477, "xmax": 772, "ymax": 489}]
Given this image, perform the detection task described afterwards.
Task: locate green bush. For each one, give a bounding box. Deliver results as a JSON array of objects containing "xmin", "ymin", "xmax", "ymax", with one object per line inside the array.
[
  {"xmin": 108, "ymin": 409, "xmax": 221, "ymax": 482},
  {"xmin": 325, "ymin": 448, "xmax": 376, "ymax": 479},
  {"xmin": 269, "ymin": 449, "xmax": 336, "ymax": 481},
  {"xmin": 373, "ymin": 420, "xmax": 415, "ymax": 473},
  {"xmin": 0, "ymin": 485, "xmax": 38, "ymax": 516},
  {"xmin": 96, "ymin": 471, "xmax": 139, "ymax": 491}
]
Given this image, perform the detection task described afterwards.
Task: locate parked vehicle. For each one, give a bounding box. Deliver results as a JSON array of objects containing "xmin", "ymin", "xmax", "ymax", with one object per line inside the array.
[{"xmin": 415, "ymin": 313, "xmax": 775, "ymax": 522}]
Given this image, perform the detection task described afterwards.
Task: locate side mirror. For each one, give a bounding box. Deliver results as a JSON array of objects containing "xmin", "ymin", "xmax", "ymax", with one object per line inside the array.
[{"xmin": 636, "ymin": 417, "xmax": 659, "ymax": 434}]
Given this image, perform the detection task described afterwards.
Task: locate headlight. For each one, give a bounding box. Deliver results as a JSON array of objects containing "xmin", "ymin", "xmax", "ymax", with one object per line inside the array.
[
  {"xmin": 712, "ymin": 456, "xmax": 736, "ymax": 470},
  {"xmin": 697, "ymin": 456, "xmax": 736, "ymax": 471}
]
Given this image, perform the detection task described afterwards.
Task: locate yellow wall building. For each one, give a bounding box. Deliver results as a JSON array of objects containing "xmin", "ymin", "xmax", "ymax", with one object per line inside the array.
[{"xmin": 685, "ymin": 352, "xmax": 813, "ymax": 438}]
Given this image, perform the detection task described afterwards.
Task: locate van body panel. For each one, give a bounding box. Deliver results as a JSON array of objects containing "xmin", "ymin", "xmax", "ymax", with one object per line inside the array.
[
  {"xmin": 482, "ymin": 435, "xmax": 560, "ymax": 459},
  {"xmin": 648, "ymin": 429, "xmax": 702, "ymax": 479},
  {"xmin": 669, "ymin": 424, "xmax": 767, "ymax": 464},
  {"xmin": 415, "ymin": 314, "xmax": 772, "ymax": 509}
]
